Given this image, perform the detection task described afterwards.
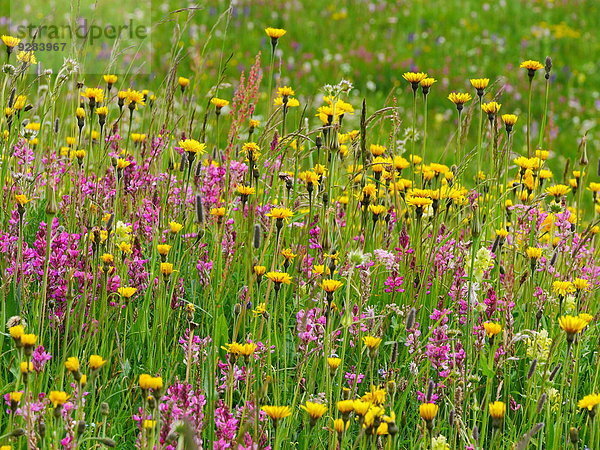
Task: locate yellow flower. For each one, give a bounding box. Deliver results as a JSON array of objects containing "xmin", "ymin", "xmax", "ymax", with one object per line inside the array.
[
  {"xmin": 139, "ymin": 374, "xmax": 163, "ymax": 391},
  {"xmin": 76, "ymin": 107, "xmax": 86, "ymax": 118},
  {"xmin": 211, "ymin": 98, "xmax": 229, "ymax": 109},
  {"xmin": 209, "ymin": 207, "xmax": 226, "ymax": 217},
  {"xmin": 262, "ymin": 405, "xmax": 292, "ymax": 421},
  {"xmin": 277, "ymin": 86, "xmax": 295, "ymax": 97},
  {"xmin": 266, "ymin": 207, "xmax": 293, "ymax": 220},
  {"xmin": 483, "ymin": 322, "xmax": 502, "ymax": 338},
  {"xmin": 1, "ymin": 35, "xmax": 21, "ymax": 48},
  {"xmin": 265, "ymin": 28, "xmax": 287, "ymax": 40},
  {"xmin": 362, "ymin": 386, "xmax": 386, "ymax": 405},
  {"xmin": 236, "ymin": 185, "xmax": 256, "ymax": 196},
  {"xmin": 49, "ymin": 391, "xmax": 70, "ymax": 407},
  {"xmin": 553, "ymin": 281, "xmax": 575, "ymax": 296},
  {"xmin": 546, "ymin": 184, "xmax": 570, "ymax": 197},
  {"xmin": 9, "ymin": 391, "xmax": 23, "ymax": 404},
  {"xmin": 299, "ymin": 171, "xmax": 320, "ymax": 187},
  {"xmin": 558, "ymin": 315, "xmax": 588, "ymax": 336},
  {"xmin": 333, "ymin": 418, "xmax": 348, "ymax": 434},
  {"xmin": 96, "ymin": 106, "xmax": 108, "ymax": 117},
  {"xmin": 406, "ymin": 196, "xmax": 433, "ymax": 209},
  {"xmin": 281, "ymin": 248, "xmax": 297, "ymax": 261},
  {"xmin": 368, "ymin": 204, "xmax": 387, "ymax": 216},
  {"xmin": 266, "ymin": 271, "xmax": 292, "ymax": 284},
  {"xmin": 65, "ymin": 357, "xmax": 80, "ymax": 372},
  {"xmin": 179, "ymin": 139, "xmax": 207, "ymax": 154},
  {"xmin": 81, "ymin": 88, "xmax": 104, "ymax": 105},
  {"xmin": 470, "ymin": 78, "xmax": 490, "ymax": 91},
  {"xmin": 20, "ymin": 334, "xmax": 37, "ymax": 347},
  {"xmin": 488, "ymin": 401, "xmax": 506, "ymax": 419},
  {"xmin": 420, "ymin": 77, "xmax": 437, "ymax": 89},
  {"xmin": 520, "ymin": 60, "xmax": 544, "ymax": 71},
  {"xmin": 300, "ymin": 401, "xmax": 327, "ymax": 421},
  {"xmin": 17, "ymin": 51, "xmax": 37, "ymax": 64},
  {"xmin": 501, "ymin": 114, "xmax": 518, "ymax": 126},
  {"xmin": 352, "ymin": 400, "xmax": 371, "ymax": 416},
  {"xmin": 274, "ymin": 96, "xmax": 300, "ymax": 107},
  {"xmin": 20, "ymin": 362, "xmax": 33, "ymax": 373},
  {"xmin": 103, "ymin": 74, "xmax": 118, "ymax": 85},
  {"xmin": 123, "ymin": 89, "xmax": 146, "ymax": 107},
  {"xmin": 362, "ymin": 335, "xmax": 382, "ymax": 350},
  {"xmin": 15, "ymin": 194, "xmax": 31, "ymax": 206},
  {"xmin": 577, "ymin": 393, "xmax": 600, "ymax": 411},
  {"xmin": 321, "ymin": 279, "xmax": 343, "ymax": 293},
  {"xmin": 526, "ymin": 247, "xmax": 542, "ymax": 259},
  {"xmin": 337, "ymin": 399, "xmax": 355, "ymax": 415},
  {"xmin": 169, "ymin": 221, "xmax": 183, "ymax": 233},
  {"xmin": 157, "ymin": 244, "xmax": 172, "ymax": 256},
  {"xmin": 402, "ymin": 72, "xmax": 428, "ymax": 85},
  {"xmin": 89, "ymin": 355, "xmax": 107, "ymax": 370},
  {"xmin": 481, "ymin": 101, "xmax": 501, "ymax": 115},
  {"xmin": 116, "ymin": 158, "xmax": 131, "ymax": 170},
  {"xmin": 178, "ymin": 76, "xmax": 190, "ymax": 88},
  {"xmin": 253, "ymin": 265, "xmax": 267, "ymax": 276},
  {"xmin": 327, "ymin": 357, "xmax": 342, "ymax": 370},
  {"xmin": 143, "ymin": 420, "xmax": 157, "ymax": 429},
  {"xmin": 160, "ymin": 262, "xmax": 174, "ymax": 276},
  {"xmin": 572, "ymin": 278, "xmax": 591, "ymax": 292},
  {"xmin": 118, "ymin": 286, "xmax": 137, "ymax": 298},
  {"xmin": 447, "ymin": 92, "xmax": 472, "ymax": 107},
  {"xmin": 419, "ymin": 403, "xmax": 439, "ymax": 421},
  {"xmin": 9, "ymin": 325, "xmax": 25, "ymax": 339},
  {"xmin": 223, "ymin": 342, "xmax": 258, "ymax": 357}
]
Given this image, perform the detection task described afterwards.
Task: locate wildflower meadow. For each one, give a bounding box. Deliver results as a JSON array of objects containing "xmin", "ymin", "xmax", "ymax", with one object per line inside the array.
[{"xmin": 0, "ymin": 1, "xmax": 599, "ymax": 449}]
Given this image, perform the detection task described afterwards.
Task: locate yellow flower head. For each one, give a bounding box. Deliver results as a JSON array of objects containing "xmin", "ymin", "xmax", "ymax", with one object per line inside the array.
[
  {"xmin": 321, "ymin": 279, "xmax": 343, "ymax": 293},
  {"xmin": 103, "ymin": 74, "xmax": 118, "ymax": 85},
  {"xmin": 403, "ymin": 72, "xmax": 428, "ymax": 85},
  {"xmin": 420, "ymin": 77, "xmax": 437, "ymax": 88},
  {"xmin": 9, "ymin": 325, "xmax": 25, "ymax": 339},
  {"xmin": 211, "ymin": 98, "xmax": 229, "ymax": 109},
  {"xmin": 300, "ymin": 401, "xmax": 327, "ymax": 420},
  {"xmin": 470, "ymin": 78, "xmax": 490, "ymax": 90},
  {"xmin": 20, "ymin": 361, "xmax": 33, "ymax": 373},
  {"xmin": 502, "ymin": 114, "xmax": 518, "ymax": 126},
  {"xmin": 179, "ymin": 139, "xmax": 207, "ymax": 154},
  {"xmin": 262, "ymin": 405, "xmax": 292, "ymax": 420},
  {"xmin": 577, "ymin": 394, "xmax": 600, "ymax": 411},
  {"xmin": 81, "ymin": 88, "xmax": 104, "ymax": 104},
  {"xmin": 266, "ymin": 271, "xmax": 292, "ymax": 284},
  {"xmin": 169, "ymin": 221, "xmax": 183, "ymax": 233},
  {"xmin": 483, "ymin": 322, "xmax": 502, "ymax": 338},
  {"xmin": 553, "ymin": 281, "xmax": 575, "ymax": 296},
  {"xmin": 265, "ymin": 28, "xmax": 287, "ymax": 40},
  {"xmin": 15, "ymin": 194, "xmax": 31, "ymax": 206},
  {"xmin": 266, "ymin": 207, "xmax": 293, "ymax": 220},
  {"xmin": 253, "ymin": 265, "xmax": 267, "ymax": 276},
  {"xmin": 526, "ymin": 247, "xmax": 542, "ymax": 259},
  {"xmin": 157, "ymin": 244, "xmax": 172, "ymax": 256},
  {"xmin": 277, "ymin": 86, "xmax": 295, "ymax": 97},
  {"xmin": 1, "ymin": 35, "xmax": 21, "ymax": 48},
  {"xmin": 546, "ymin": 184, "xmax": 570, "ymax": 197},
  {"xmin": 481, "ymin": 101, "xmax": 501, "ymax": 115},
  {"xmin": 49, "ymin": 391, "xmax": 70, "ymax": 407},
  {"xmin": 362, "ymin": 335, "xmax": 382, "ymax": 350},
  {"xmin": 488, "ymin": 401, "xmax": 506, "ymax": 419},
  {"xmin": 520, "ymin": 60, "xmax": 544, "ymax": 71},
  {"xmin": 178, "ymin": 76, "xmax": 190, "ymax": 87},
  {"xmin": 558, "ymin": 315, "xmax": 588, "ymax": 335},
  {"xmin": 65, "ymin": 357, "xmax": 80, "ymax": 372},
  {"xmin": 118, "ymin": 286, "xmax": 137, "ymax": 298},
  {"xmin": 448, "ymin": 92, "xmax": 472, "ymax": 106},
  {"xmin": 20, "ymin": 333, "xmax": 37, "ymax": 347},
  {"xmin": 419, "ymin": 403, "xmax": 439, "ymax": 421},
  {"xmin": 89, "ymin": 355, "xmax": 107, "ymax": 370}
]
